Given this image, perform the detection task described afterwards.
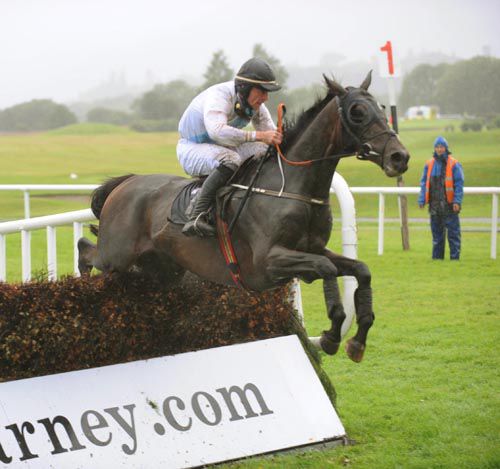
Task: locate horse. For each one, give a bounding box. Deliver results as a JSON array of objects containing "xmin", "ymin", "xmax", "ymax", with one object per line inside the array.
[{"xmin": 78, "ymin": 72, "xmax": 410, "ymax": 362}]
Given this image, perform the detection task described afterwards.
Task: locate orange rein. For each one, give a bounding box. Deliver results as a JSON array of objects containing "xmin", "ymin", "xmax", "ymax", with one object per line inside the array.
[
  {"xmin": 275, "ymin": 102, "xmax": 344, "ymax": 167},
  {"xmin": 275, "ymin": 103, "xmax": 314, "ymax": 167}
]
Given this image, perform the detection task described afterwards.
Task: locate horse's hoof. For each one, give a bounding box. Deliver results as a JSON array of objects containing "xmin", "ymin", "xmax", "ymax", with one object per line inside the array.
[
  {"xmin": 345, "ymin": 338, "xmax": 365, "ymax": 363},
  {"xmin": 320, "ymin": 333, "xmax": 340, "ymax": 355}
]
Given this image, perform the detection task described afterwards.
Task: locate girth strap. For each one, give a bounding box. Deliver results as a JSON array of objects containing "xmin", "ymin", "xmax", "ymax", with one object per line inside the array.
[
  {"xmin": 216, "ymin": 214, "xmax": 248, "ymax": 291},
  {"xmin": 230, "ymin": 184, "xmax": 329, "ymax": 206}
]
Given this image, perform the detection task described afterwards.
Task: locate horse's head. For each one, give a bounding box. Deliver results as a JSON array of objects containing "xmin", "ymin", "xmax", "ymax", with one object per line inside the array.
[{"xmin": 324, "ymin": 72, "xmax": 410, "ymax": 177}]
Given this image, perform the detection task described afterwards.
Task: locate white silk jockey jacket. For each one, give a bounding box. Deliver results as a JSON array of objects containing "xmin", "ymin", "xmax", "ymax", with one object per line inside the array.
[{"xmin": 178, "ymin": 81, "xmax": 276, "ymax": 147}]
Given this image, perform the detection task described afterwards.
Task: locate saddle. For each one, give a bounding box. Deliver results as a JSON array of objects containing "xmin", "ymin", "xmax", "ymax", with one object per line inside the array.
[
  {"xmin": 168, "ymin": 179, "xmax": 204, "ymax": 225},
  {"xmin": 168, "ymin": 159, "xmax": 255, "ymax": 226}
]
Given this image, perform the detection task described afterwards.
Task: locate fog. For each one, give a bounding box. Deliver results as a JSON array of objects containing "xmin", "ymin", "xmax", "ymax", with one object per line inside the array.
[{"xmin": 1, "ymin": 0, "xmax": 498, "ymax": 108}]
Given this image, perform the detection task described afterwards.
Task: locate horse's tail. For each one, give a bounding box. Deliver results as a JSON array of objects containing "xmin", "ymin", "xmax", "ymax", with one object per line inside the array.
[{"xmin": 91, "ymin": 174, "xmax": 135, "ymax": 219}]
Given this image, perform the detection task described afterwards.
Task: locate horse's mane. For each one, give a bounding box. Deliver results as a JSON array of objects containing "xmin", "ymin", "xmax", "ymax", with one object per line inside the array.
[{"xmin": 272, "ymin": 88, "xmax": 336, "ymax": 155}]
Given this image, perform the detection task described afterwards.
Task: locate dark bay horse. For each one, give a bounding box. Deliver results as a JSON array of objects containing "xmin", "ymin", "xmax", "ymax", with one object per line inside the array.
[{"xmin": 78, "ymin": 72, "xmax": 409, "ymax": 362}]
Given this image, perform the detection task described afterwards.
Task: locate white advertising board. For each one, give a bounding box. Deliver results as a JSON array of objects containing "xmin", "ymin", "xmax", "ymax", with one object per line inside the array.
[{"xmin": 0, "ymin": 335, "xmax": 345, "ymax": 468}]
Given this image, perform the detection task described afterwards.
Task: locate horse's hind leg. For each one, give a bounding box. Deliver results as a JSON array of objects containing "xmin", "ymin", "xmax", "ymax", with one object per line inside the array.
[
  {"xmin": 324, "ymin": 249, "xmax": 374, "ymax": 363},
  {"xmin": 320, "ymin": 277, "xmax": 346, "ymax": 355},
  {"xmin": 77, "ymin": 237, "xmax": 97, "ymax": 276}
]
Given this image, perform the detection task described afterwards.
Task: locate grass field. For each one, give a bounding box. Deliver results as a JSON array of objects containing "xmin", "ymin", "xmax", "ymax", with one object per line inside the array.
[{"xmin": 1, "ymin": 122, "xmax": 499, "ymax": 467}]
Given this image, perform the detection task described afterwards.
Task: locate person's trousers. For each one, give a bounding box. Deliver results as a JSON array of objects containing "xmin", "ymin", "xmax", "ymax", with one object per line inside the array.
[
  {"xmin": 430, "ymin": 213, "xmax": 461, "ymax": 260},
  {"xmin": 177, "ymin": 139, "xmax": 268, "ymax": 176}
]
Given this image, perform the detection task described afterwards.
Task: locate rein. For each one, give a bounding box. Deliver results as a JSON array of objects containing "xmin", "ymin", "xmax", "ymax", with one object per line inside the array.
[
  {"xmin": 275, "ymin": 91, "xmax": 396, "ymax": 167},
  {"xmin": 274, "ymin": 101, "xmax": 356, "ymax": 167}
]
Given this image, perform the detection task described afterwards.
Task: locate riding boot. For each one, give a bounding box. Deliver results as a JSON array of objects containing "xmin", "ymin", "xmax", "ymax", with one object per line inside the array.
[{"xmin": 182, "ymin": 163, "xmax": 236, "ymax": 237}]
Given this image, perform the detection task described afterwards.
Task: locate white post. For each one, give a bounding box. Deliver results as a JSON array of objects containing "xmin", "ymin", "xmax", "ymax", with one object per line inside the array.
[
  {"xmin": 73, "ymin": 222, "xmax": 83, "ymax": 276},
  {"xmin": 0, "ymin": 234, "xmax": 6, "ymax": 282},
  {"xmin": 331, "ymin": 173, "xmax": 358, "ymax": 337},
  {"xmin": 291, "ymin": 279, "xmax": 304, "ymax": 325},
  {"xmin": 378, "ymin": 193, "xmax": 385, "ymax": 255},
  {"xmin": 21, "ymin": 230, "xmax": 31, "ymax": 282},
  {"xmin": 23, "ymin": 190, "xmax": 30, "ymax": 219},
  {"xmin": 300, "ymin": 173, "xmax": 359, "ymax": 348},
  {"xmin": 492, "ymin": 194, "xmax": 498, "ymax": 260},
  {"xmin": 47, "ymin": 226, "xmax": 57, "ymax": 281}
]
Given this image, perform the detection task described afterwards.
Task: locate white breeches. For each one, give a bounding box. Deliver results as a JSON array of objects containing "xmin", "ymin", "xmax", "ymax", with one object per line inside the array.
[{"xmin": 177, "ymin": 139, "xmax": 269, "ymax": 177}]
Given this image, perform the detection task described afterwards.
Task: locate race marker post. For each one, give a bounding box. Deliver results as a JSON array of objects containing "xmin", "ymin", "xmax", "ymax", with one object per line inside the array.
[{"xmin": 379, "ymin": 40, "xmax": 410, "ymax": 250}]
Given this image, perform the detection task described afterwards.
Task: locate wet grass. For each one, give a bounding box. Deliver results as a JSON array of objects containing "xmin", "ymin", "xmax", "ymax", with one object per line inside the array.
[
  {"xmin": 226, "ymin": 228, "xmax": 500, "ymax": 468},
  {"xmin": 1, "ymin": 124, "xmax": 499, "ymax": 467}
]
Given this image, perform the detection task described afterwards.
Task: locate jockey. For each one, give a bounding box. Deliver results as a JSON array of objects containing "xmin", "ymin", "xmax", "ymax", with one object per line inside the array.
[{"xmin": 177, "ymin": 57, "xmax": 283, "ymax": 237}]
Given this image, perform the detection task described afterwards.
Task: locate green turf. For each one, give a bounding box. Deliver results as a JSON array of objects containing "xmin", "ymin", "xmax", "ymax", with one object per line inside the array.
[
  {"xmin": 226, "ymin": 227, "xmax": 500, "ymax": 469},
  {"xmin": 0, "ymin": 123, "xmax": 499, "ymax": 468},
  {"xmin": 47, "ymin": 122, "xmax": 134, "ymax": 135}
]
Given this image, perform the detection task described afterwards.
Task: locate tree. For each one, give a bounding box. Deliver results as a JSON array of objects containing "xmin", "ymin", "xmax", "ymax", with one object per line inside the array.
[
  {"xmin": 283, "ymin": 83, "xmax": 325, "ymax": 119},
  {"xmin": 398, "ymin": 63, "xmax": 449, "ymax": 113},
  {"xmin": 252, "ymin": 43, "xmax": 289, "ymax": 89},
  {"xmin": 200, "ymin": 50, "xmax": 233, "ymax": 91},
  {"xmin": 87, "ymin": 107, "xmax": 132, "ymax": 125},
  {"xmin": 251, "ymin": 44, "xmax": 289, "ymax": 118},
  {"xmin": 133, "ymin": 80, "xmax": 197, "ymax": 121},
  {"xmin": 0, "ymin": 99, "xmax": 77, "ymax": 131},
  {"xmin": 435, "ymin": 56, "xmax": 500, "ymax": 115},
  {"xmin": 399, "ymin": 56, "xmax": 500, "ymax": 116}
]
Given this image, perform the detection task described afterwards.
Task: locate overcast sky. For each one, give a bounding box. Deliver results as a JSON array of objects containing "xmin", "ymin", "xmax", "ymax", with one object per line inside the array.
[{"xmin": 1, "ymin": 0, "xmax": 498, "ymax": 108}]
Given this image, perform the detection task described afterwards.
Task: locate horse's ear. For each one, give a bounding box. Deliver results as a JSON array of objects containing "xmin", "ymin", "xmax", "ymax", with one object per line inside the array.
[
  {"xmin": 360, "ymin": 70, "xmax": 372, "ymax": 90},
  {"xmin": 323, "ymin": 74, "xmax": 347, "ymax": 97}
]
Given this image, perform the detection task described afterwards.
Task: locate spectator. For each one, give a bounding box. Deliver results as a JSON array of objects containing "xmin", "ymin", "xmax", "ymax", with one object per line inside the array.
[{"xmin": 418, "ymin": 136, "xmax": 464, "ymax": 260}]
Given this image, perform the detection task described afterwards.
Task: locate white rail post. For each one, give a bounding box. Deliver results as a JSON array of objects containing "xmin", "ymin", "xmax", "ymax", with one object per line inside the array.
[
  {"xmin": 23, "ymin": 190, "xmax": 30, "ymax": 219},
  {"xmin": 73, "ymin": 222, "xmax": 83, "ymax": 276},
  {"xmin": 332, "ymin": 173, "xmax": 358, "ymax": 337},
  {"xmin": 47, "ymin": 226, "xmax": 57, "ymax": 281},
  {"xmin": 378, "ymin": 193, "xmax": 385, "ymax": 255},
  {"xmin": 0, "ymin": 234, "xmax": 6, "ymax": 281},
  {"xmin": 21, "ymin": 230, "xmax": 31, "ymax": 282},
  {"xmin": 492, "ymin": 194, "xmax": 498, "ymax": 260},
  {"xmin": 293, "ymin": 173, "xmax": 358, "ymax": 343},
  {"xmin": 291, "ymin": 278, "xmax": 304, "ymax": 325}
]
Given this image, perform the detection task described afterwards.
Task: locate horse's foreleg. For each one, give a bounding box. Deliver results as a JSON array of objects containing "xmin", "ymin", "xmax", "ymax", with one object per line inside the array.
[
  {"xmin": 323, "ymin": 249, "xmax": 374, "ymax": 363},
  {"xmin": 265, "ymin": 246, "xmax": 338, "ymax": 284},
  {"xmin": 77, "ymin": 237, "xmax": 97, "ymax": 276},
  {"xmin": 320, "ymin": 277, "xmax": 346, "ymax": 355},
  {"xmin": 266, "ymin": 246, "xmax": 343, "ymax": 355}
]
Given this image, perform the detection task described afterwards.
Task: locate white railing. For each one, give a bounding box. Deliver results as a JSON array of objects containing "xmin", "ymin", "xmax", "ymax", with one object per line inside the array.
[
  {"xmin": 0, "ymin": 184, "xmax": 97, "ymax": 219},
  {"xmin": 0, "ymin": 209, "xmax": 95, "ymax": 282},
  {"xmin": 0, "ymin": 185, "xmax": 498, "ymax": 283},
  {"xmin": 0, "ymin": 177, "xmax": 359, "ymax": 344},
  {"xmin": 348, "ymin": 187, "xmax": 500, "ymax": 259}
]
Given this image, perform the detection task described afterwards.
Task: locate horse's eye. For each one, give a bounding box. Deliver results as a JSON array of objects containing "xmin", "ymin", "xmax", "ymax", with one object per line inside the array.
[{"xmin": 349, "ymin": 104, "xmax": 366, "ymax": 124}]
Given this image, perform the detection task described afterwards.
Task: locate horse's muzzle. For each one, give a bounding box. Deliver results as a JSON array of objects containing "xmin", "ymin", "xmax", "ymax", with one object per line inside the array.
[{"xmin": 385, "ymin": 150, "xmax": 410, "ymax": 176}]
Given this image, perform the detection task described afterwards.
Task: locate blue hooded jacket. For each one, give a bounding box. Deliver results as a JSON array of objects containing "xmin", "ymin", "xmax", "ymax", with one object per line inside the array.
[{"xmin": 418, "ymin": 137, "xmax": 464, "ymax": 206}]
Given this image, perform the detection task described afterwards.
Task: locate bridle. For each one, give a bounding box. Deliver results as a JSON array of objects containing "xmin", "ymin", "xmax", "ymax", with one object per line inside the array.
[
  {"xmin": 275, "ymin": 88, "xmax": 396, "ymax": 168},
  {"xmin": 227, "ymin": 88, "xmax": 397, "ymax": 228},
  {"xmin": 337, "ymin": 88, "xmax": 397, "ymax": 166}
]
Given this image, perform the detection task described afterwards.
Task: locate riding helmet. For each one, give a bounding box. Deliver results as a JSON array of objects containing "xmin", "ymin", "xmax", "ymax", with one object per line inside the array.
[{"xmin": 235, "ymin": 58, "xmax": 282, "ymax": 92}]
